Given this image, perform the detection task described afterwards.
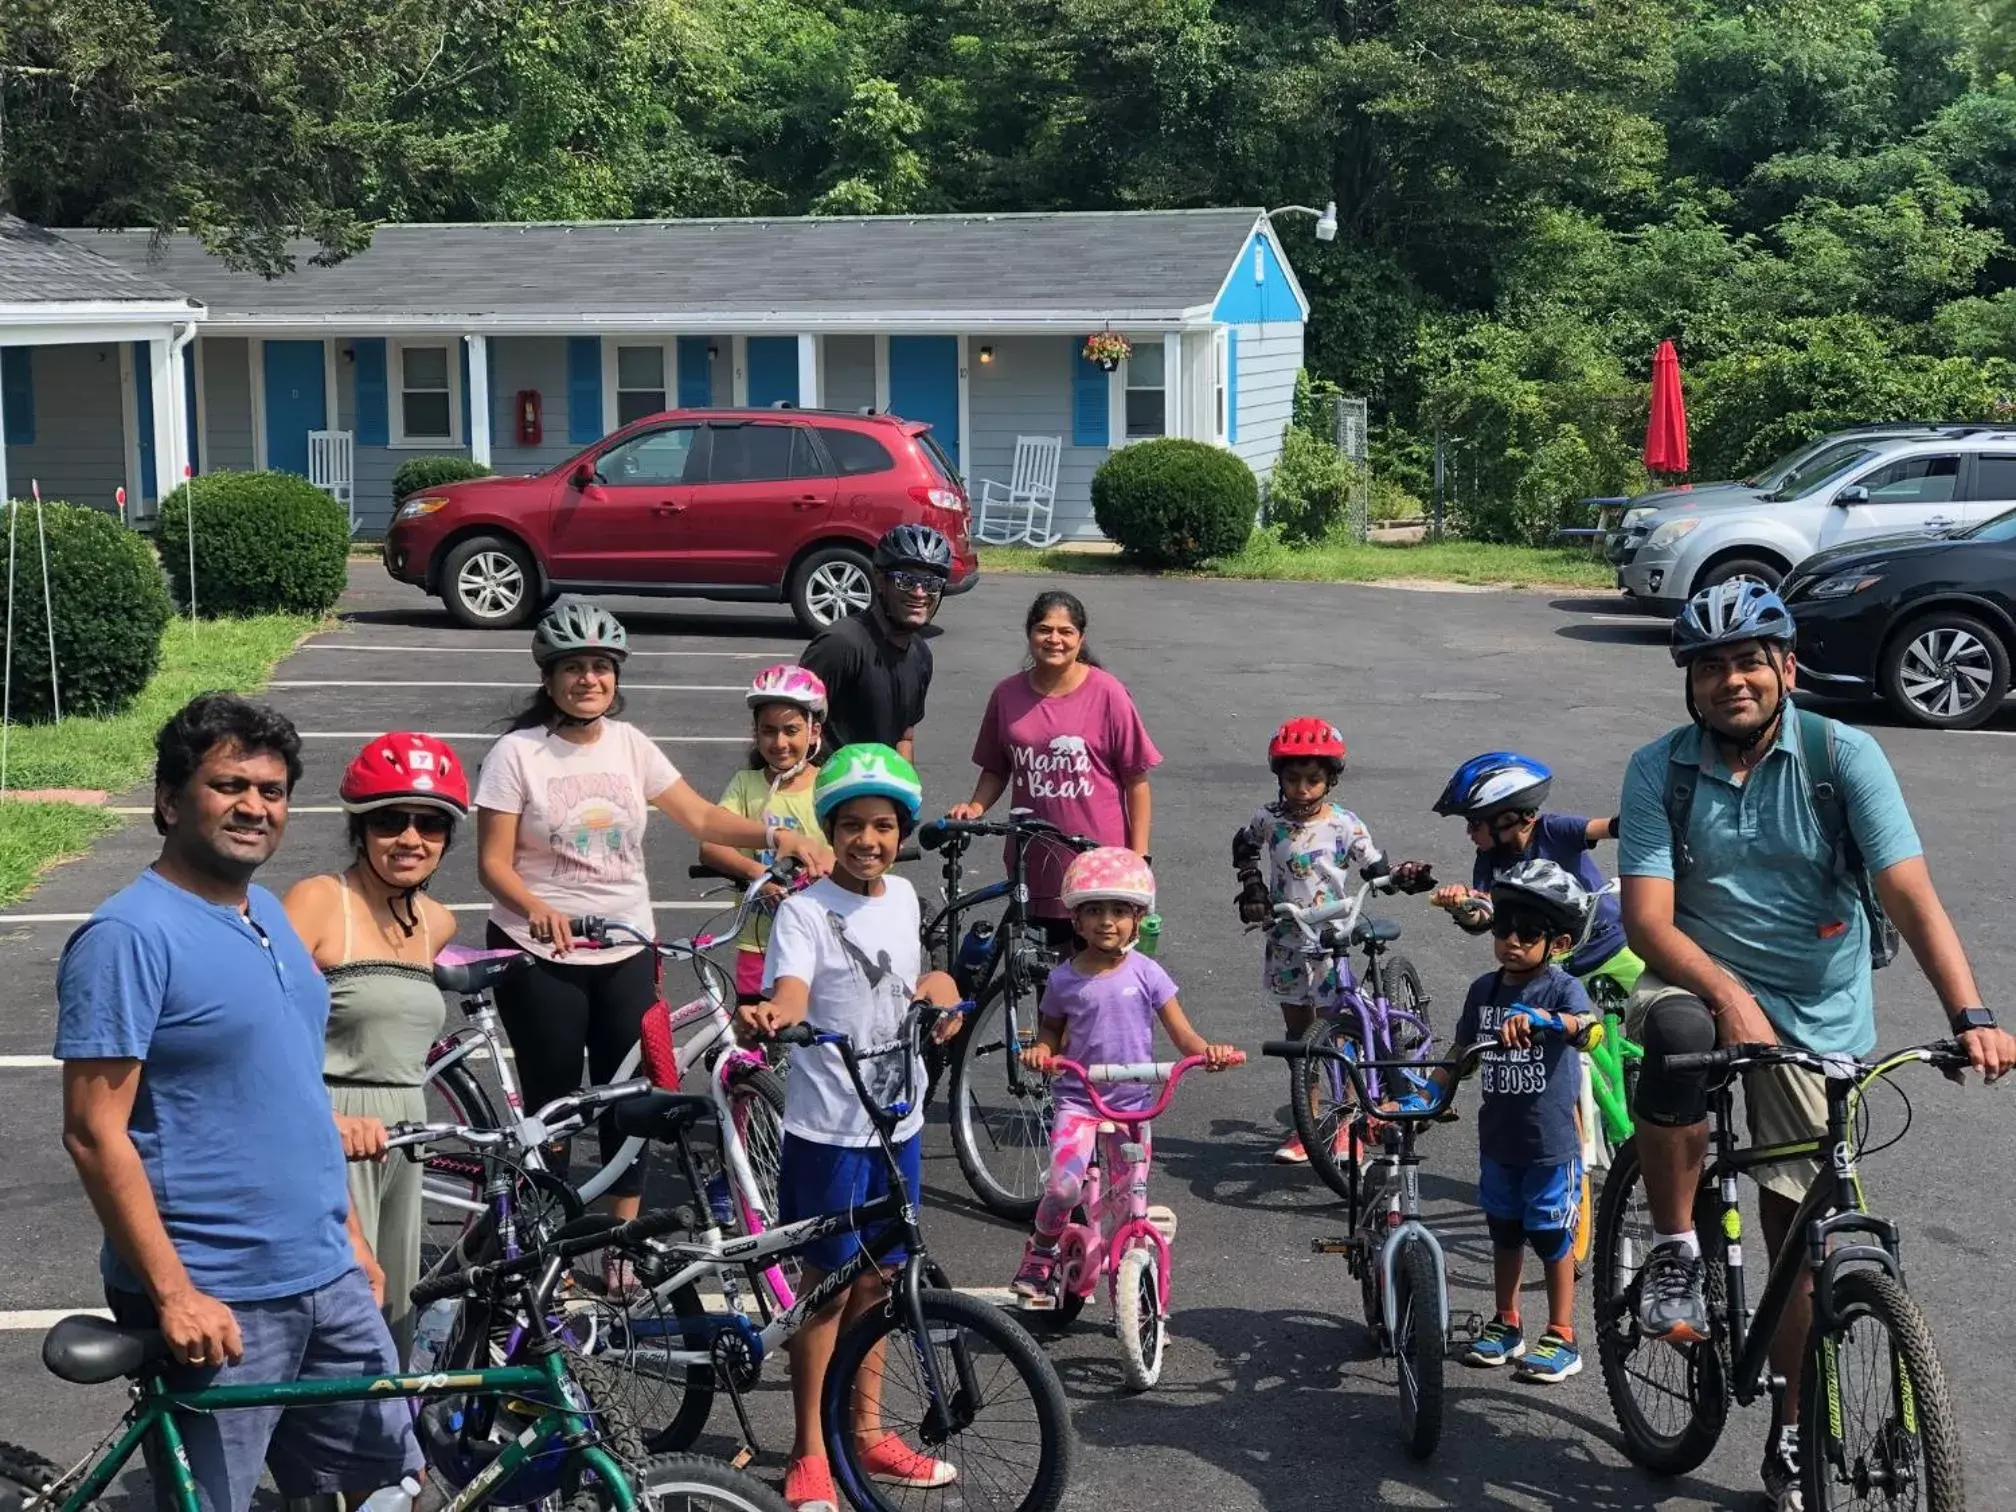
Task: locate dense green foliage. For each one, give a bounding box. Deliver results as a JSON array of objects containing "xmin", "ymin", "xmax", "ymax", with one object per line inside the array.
[
  {"xmin": 8, "ymin": 0, "xmax": 2016, "ymax": 534},
  {"xmin": 392, "ymin": 456, "xmax": 493, "ymax": 500},
  {"xmin": 1092, "ymin": 439, "xmax": 1257, "ymax": 567},
  {"xmin": 0, "ymin": 499, "xmax": 169, "ymax": 724},
  {"xmin": 158, "ymin": 471, "xmax": 351, "ymax": 616},
  {"xmin": 1267, "ymin": 428, "xmax": 1355, "ymax": 544}
]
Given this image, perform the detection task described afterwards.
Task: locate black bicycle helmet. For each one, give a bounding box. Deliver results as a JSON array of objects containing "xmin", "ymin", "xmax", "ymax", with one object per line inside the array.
[
  {"xmin": 1433, "ymin": 752, "xmax": 1552, "ymax": 819},
  {"xmin": 1671, "ymin": 581, "xmax": 1794, "ymax": 666},
  {"xmin": 873, "ymin": 523, "xmax": 953, "ymax": 578},
  {"xmin": 1488, "ymin": 858, "xmax": 1591, "ymax": 938}
]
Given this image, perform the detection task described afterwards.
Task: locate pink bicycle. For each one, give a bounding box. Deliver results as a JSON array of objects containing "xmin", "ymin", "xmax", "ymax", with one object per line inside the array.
[{"xmin": 1025, "ymin": 1052, "xmax": 1246, "ymax": 1390}]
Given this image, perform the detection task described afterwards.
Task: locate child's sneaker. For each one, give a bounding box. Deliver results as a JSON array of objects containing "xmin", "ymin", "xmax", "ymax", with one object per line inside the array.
[
  {"xmin": 784, "ymin": 1455, "xmax": 839, "ymax": 1512},
  {"xmin": 1273, "ymin": 1133, "xmax": 1310, "ymax": 1165},
  {"xmin": 1464, "ymin": 1316, "xmax": 1526, "ymax": 1367},
  {"xmin": 1515, "ymin": 1329, "xmax": 1582, "ymax": 1383},
  {"xmin": 1011, "ymin": 1239, "xmax": 1058, "ymax": 1300},
  {"xmin": 859, "ymin": 1434, "xmax": 958, "ymax": 1488}
]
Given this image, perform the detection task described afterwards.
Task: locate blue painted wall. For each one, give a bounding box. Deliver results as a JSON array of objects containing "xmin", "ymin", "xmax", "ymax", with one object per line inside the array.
[{"xmin": 1212, "ymin": 230, "xmax": 1305, "ymax": 325}]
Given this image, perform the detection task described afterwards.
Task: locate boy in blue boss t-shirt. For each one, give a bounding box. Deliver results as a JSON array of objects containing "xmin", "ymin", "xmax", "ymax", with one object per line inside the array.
[{"xmin": 1397, "ymin": 860, "xmax": 1597, "ymax": 1383}]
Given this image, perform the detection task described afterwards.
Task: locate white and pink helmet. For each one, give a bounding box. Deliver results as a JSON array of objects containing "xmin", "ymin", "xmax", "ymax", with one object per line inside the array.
[
  {"xmin": 746, "ymin": 664, "xmax": 828, "ymax": 718},
  {"xmin": 1060, "ymin": 847, "xmax": 1156, "ymax": 911}
]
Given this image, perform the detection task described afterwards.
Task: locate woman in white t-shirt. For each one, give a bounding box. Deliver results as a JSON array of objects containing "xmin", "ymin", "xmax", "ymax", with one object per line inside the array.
[{"xmin": 475, "ymin": 600, "xmax": 830, "ymax": 1242}]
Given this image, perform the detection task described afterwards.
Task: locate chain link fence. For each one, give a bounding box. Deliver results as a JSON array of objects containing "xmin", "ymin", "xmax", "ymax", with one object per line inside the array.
[{"xmin": 1330, "ymin": 395, "xmax": 1370, "ymax": 542}]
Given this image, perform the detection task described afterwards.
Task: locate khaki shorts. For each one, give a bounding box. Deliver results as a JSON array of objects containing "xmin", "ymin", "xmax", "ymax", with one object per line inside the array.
[{"xmin": 1627, "ymin": 971, "xmax": 1827, "ymax": 1203}]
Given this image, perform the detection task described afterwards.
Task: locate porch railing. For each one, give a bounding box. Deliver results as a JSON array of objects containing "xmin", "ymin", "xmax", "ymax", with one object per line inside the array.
[{"xmin": 308, "ymin": 429, "xmax": 356, "ymax": 530}]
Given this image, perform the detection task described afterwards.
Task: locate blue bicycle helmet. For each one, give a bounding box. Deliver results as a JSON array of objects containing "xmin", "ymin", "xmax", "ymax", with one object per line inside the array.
[
  {"xmin": 1433, "ymin": 752, "xmax": 1553, "ymax": 820},
  {"xmin": 1671, "ymin": 581, "xmax": 1794, "ymax": 666}
]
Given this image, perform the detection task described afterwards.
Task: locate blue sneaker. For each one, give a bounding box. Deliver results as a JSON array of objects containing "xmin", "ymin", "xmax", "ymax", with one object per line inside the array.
[
  {"xmin": 1464, "ymin": 1316, "xmax": 1525, "ymax": 1367},
  {"xmin": 1515, "ymin": 1330, "xmax": 1582, "ymax": 1383}
]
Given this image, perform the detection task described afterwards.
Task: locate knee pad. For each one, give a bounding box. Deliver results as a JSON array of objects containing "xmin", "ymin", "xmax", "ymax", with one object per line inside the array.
[
  {"xmin": 1632, "ymin": 993, "xmax": 1718, "ymax": 1128},
  {"xmin": 1486, "ymin": 1214, "xmax": 1526, "ymax": 1251},
  {"xmin": 1527, "ymin": 1227, "xmax": 1574, "ymax": 1265}
]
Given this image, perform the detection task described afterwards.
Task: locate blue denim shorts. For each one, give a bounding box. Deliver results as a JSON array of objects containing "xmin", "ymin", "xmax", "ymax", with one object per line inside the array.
[
  {"xmin": 777, "ymin": 1133, "xmax": 922, "ymax": 1272},
  {"xmin": 109, "ymin": 1266, "xmax": 422, "ymax": 1512}
]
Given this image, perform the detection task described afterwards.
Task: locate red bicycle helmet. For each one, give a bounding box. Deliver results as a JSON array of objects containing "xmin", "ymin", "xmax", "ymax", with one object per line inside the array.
[
  {"xmin": 339, "ymin": 732, "xmax": 470, "ymax": 816},
  {"xmin": 1268, "ymin": 717, "xmax": 1347, "ymax": 772}
]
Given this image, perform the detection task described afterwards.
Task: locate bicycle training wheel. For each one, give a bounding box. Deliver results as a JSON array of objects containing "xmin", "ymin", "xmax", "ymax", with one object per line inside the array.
[
  {"xmin": 948, "ymin": 980, "xmax": 1053, "ymax": 1221},
  {"xmin": 1291, "ymin": 1017, "xmax": 1364, "ymax": 1204},
  {"xmin": 1393, "ymin": 1237, "xmax": 1445, "ymax": 1460},
  {"xmin": 576, "ymin": 1453, "xmax": 792, "ymax": 1512},
  {"xmin": 1799, "ymin": 1270, "xmax": 1964, "ymax": 1512},
  {"xmin": 1592, "ymin": 1138, "xmax": 1729, "ymax": 1475},
  {"xmin": 824, "ymin": 1289, "xmax": 1073, "ymax": 1512},
  {"xmin": 1115, "ymin": 1246, "xmax": 1165, "ymax": 1392}
]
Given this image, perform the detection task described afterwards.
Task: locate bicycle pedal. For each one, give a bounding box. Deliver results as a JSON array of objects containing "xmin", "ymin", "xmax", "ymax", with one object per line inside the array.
[
  {"xmin": 1146, "ymin": 1205, "xmax": 1178, "ymax": 1243},
  {"xmin": 1017, "ymin": 1292, "xmax": 1060, "ymax": 1312},
  {"xmin": 730, "ymin": 1446, "xmax": 756, "ymax": 1472},
  {"xmin": 1312, "ymin": 1236, "xmax": 1354, "ymax": 1255}
]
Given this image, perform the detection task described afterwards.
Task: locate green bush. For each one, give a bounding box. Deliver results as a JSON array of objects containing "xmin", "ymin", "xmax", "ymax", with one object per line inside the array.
[
  {"xmin": 158, "ymin": 471, "xmax": 350, "ymax": 617},
  {"xmin": 1091, "ymin": 439, "xmax": 1258, "ymax": 568},
  {"xmin": 1370, "ymin": 476, "xmax": 1423, "ymax": 522},
  {"xmin": 1266, "ymin": 428, "xmax": 1355, "ymax": 544},
  {"xmin": 0, "ymin": 499, "xmax": 170, "ymax": 725},
  {"xmin": 1510, "ymin": 424, "xmax": 1605, "ymax": 547},
  {"xmin": 1290, "ymin": 367, "xmax": 1347, "ymax": 439},
  {"xmin": 392, "ymin": 455, "xmax": 493, "ymax": 501}
]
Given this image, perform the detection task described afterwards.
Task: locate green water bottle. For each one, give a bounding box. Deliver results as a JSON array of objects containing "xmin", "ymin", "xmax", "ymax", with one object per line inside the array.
[{"xmin": 1137, "ymin": 912, "xmax": 1163, "ymax": 957}]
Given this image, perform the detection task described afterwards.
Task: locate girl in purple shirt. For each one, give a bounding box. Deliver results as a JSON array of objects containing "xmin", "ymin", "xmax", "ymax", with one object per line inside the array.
[{"xmin": 1009, "ymin": 849, "xmax": 1236, "ymax": 1299}]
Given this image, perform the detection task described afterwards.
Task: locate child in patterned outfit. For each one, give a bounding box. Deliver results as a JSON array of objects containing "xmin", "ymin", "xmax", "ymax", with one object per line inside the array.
[{"xmin": 1233, "ymin": 717, "xmax": 1389, "ymax": 1164}]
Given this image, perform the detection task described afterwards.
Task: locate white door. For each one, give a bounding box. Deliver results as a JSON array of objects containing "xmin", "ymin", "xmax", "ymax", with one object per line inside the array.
[{"xmin": 1812, "ymin": 452, "xmax": 1969, "ymax": 552}]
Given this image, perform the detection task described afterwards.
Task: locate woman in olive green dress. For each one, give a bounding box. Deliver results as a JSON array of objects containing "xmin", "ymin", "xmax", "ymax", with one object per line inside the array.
[{"xmin": 285, "ymin": 732, "xmax": 467, "ymax": 1357}]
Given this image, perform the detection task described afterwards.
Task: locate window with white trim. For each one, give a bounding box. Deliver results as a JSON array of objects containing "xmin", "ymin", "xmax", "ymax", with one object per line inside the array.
[
  {"xmin": 616, "ymin": 345, "xmax": 669, "ymax": 426},
  {"xmin": 395, "ymin": 343, "xmax": 457, "ymax": 444},
  {"xmin": 1124, "ymin": 342, "xmax": 1166, "ymax": 439},
  {"xmin": 1213, "ymin": 330, "xmax": 1229, "ymax": 444}
]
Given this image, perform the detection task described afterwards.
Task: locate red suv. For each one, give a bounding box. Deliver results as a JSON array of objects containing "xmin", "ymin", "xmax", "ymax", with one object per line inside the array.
[{"xmin": 384, "ymin": 408, "xmax": 980, "ymax": 632}]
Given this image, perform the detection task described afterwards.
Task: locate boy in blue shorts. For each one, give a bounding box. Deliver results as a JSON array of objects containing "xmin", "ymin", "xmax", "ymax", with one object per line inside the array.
[
  {"xmin": 737, "ymin": 744, "xmax": 964, "ymax": 1512},
  {"xmin": 1398, "ymin": 859, "xmax": 1597, "ymax": 1382}
]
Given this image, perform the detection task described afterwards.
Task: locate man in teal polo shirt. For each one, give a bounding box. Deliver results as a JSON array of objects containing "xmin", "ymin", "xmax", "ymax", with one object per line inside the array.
[{"xmin": 1616, "ymin": 581, "xmax": 2013, "ymax": 1511}]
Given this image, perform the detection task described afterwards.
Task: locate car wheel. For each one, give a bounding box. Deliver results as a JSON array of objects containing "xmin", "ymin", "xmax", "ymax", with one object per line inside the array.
[
  {"xmin": 441, "ymin": 535, "xmax": 539, "ymax": 629},
  {"xmin": 790, "ymin": 546, "xmax": 874, "ymax": 633},
  {"xmin": 1879, "ymin": 611, "xmax": 2010, "ymax": 730},
  {"xmin": 1694, "ymin": 556, "xmax": 1783, "ymax": 596}
]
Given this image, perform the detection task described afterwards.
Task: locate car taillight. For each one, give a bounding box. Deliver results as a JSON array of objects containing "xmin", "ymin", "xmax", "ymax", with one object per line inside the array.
[{"xmin": 909, "ymin": 485, "xmax": 965, "ymax": 512}]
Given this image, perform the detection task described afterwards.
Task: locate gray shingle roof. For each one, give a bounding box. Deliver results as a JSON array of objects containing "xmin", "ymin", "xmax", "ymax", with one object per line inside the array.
[
  {"xmin": 60, "ymin": 210, "xmax": 1268, "ymax": 324},
  {"xmin": 0, "ymin": 215, "xmax": 195, "ymax": 306}
]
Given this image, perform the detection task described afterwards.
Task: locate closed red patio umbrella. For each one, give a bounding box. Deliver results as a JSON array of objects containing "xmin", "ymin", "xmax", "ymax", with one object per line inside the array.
[{"xmin": 1644, "ymin": 339, "xmax": 1688, "ymax": 475}]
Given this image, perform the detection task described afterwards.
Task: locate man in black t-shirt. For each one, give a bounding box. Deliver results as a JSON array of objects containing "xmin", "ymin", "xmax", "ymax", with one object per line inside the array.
[{"xmin": 801, "ymin": 525, "xmax": 951, "ymax": 763}]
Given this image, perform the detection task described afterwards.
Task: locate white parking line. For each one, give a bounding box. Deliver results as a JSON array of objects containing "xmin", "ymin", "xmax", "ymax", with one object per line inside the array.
[
  {"xmin": 0, "ymin": 1309, "xmax": 111, "ymax": 1330},
  {"xmin": 305, "ymin": 645, "xmax": 792, "ymax": 659},
  {"xmin": 0, "ymin": 901, "xmax": 722, "ymax": 925},
  {"xmin": 0, "ymin": 1056, "xmax": 57, "ymax": 1068},
  {"xmin": 293, "ymin": 732, "xmax": 745, "ymax": 743},
  {"xmin": 1585, "ymin": 614, "xmax": 1659, "ymax": 625}
]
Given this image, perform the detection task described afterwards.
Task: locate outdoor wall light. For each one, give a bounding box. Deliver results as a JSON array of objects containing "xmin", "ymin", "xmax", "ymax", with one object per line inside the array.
[
  {"xmin": 707, "ymin": 343, "xmax": 720, "ymax": 359},
  {"xmin": 979, "ymin": 345, "xmax": 994, "ymax": 364}
]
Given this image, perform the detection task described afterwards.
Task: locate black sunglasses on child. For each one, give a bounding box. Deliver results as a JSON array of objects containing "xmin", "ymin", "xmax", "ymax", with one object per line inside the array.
[
  {"xmin": 364, "ymin": 808, "xmax": 453, "ymax": 839},
  {"xmin": 1490, "ymin": 910, "xmax": 1557, "ymax": 944}
]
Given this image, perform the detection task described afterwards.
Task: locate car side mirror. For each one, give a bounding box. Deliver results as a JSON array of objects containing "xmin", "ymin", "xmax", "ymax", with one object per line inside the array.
[
  {"xmin": 571, "ymin": 462, "xmax": 598, "ymax": 490},
  {"xmin": 1833, "ymin": 485, "xmax": 1870, "ymax": 507}
]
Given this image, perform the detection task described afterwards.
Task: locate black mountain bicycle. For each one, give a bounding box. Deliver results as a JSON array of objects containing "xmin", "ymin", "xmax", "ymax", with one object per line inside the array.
[{"xmin": 1594, "ymin": 1040, "xmax": 1970, "ymax": 1509}]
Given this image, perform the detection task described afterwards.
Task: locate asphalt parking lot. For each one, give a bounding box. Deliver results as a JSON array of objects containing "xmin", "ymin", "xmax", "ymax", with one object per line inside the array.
[{"xmin": 3, "ymin": 563, "xmax": 2013, "ymax": 1510}]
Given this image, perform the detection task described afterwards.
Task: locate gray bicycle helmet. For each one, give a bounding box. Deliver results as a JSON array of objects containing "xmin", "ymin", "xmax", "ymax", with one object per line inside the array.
[
  {"xmin": 532, "ymin": 598, "xmax": 630, "ymax": 668},
  {"xmin": 1488, "ymin": 858, "xmax": 1591, "ymax": 938},
  {"xmin": 873, "ymin": 524, "xmax": 953, "ymax": 578},
  {"xmin": 1671, "ymin": 581, "xmax": 1794, "ymax": 666}
]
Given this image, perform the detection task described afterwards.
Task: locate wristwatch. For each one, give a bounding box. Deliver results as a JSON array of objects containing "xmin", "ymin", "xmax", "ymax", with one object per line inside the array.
[{"xmin": 1949, "ymin": 1006, "xmax": 1998, "ymax": 1034}]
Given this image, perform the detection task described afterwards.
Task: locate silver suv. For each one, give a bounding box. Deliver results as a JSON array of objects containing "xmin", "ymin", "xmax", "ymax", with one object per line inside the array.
[{"xmin": 1612, "ymin": 426, "xmax": 2016, "ymax": 614}]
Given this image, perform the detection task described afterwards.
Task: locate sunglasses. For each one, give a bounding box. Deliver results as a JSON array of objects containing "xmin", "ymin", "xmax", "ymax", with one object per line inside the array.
[
  {"xmin": 886, "ymin": 569, "xmax": 945, "ymax": 597},
  {"xmin": 1490, "ymin": 912, "xmax": 1557, "ymax": 944},
  {"xmin": 364, "ymin": 808, "xmax": 453, "ymax": 839},
  {"xmin": 1467, "ymin": 812, "xmax": 1526, "ymax": 836}
]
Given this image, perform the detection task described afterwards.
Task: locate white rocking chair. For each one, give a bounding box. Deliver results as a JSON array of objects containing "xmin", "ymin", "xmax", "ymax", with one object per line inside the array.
[{"xmin": 975, "ymin": 434, "xmax": 1064, "ymax": 546}]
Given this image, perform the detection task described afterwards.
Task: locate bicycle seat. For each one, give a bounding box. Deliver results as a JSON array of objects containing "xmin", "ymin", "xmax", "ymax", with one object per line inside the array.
[
  {"xmin": 43, "ymin": 1314, "xmax": 173, "ymax": 1384},
  {"xmin": 433, "ymin": 945, "xmax": 532, "ymax": 996},
  {"xmin": 1353, "ymin": 916, "xmax": 1403, "ymax": 945},
  {"xmin": 611, "ymin": 1091, "xmax": 716, "ymax": 1142}
]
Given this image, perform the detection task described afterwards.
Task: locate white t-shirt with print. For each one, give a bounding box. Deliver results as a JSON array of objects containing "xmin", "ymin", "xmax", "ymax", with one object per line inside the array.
[
  {"xmin": 473, "ymin": 721, "xmax": 680, "ymax": 961},
  {"xmin": 764, "ymin": 876, "xmax": 925, "ymax": 1148}
]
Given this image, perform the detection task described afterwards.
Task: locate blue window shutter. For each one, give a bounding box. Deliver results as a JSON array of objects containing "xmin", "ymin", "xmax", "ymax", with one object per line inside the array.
[
  {"xmin": 1227, "ymin": 330, "xmax": 1239, "ymax": 445},
  {"xmin": 568, "ymin": 337, "xmax": 603, "ymax": 443},
  {"xmin": 1072, "ymin": 347, "xmax": 1109, "ymax": 448},
  {"xmin": 459, "ymin": 340, "xmax": 471, "ymax": 442},
  {"xmin": 134, "ymin": 343, "xmax": 158, "ymax": 501},
  {"xmin": 677, "ymin": 337, "xmax": 712, "ymax": 408},
  {"xmin": 353, "ymin": 340, "xmax": 389, "ymax": 446},
  {"xmin": 1, "ymin": 347, "xmax": 32, "ymax": 447}
]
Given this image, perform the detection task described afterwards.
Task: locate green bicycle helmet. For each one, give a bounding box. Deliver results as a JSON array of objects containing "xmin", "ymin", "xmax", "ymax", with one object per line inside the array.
[
  {"xmin": 814, "ymin": 743, "xmax": 924, "ymax": 828},
  {"xmin": 533, "ymin": 598, "xmax": 629, "ymax": 669}
]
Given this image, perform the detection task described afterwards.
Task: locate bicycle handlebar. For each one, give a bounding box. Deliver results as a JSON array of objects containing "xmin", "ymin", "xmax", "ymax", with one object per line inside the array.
[
  {"xmin": 1044, "ymin": 1052, "xmax": 1246, "ymax": 1123},
  {"xmin": 749, "ymin": 1000, "xmax": 974, "ymax": 1130},
  {"xmin": 386, "ymin": 1077, "xmax": 653, "ymax": 1157},
  {"xmin": 918, "ymin": 814, "xmax": 1099, "ymax": 852},
  {"xmin": 408, "ymin": 1202, "xmax": 698, "ymax": 1309},
  {"xmin": 1663, "ymin": 1040, "xmax": 1972, "ymax": 1079}
]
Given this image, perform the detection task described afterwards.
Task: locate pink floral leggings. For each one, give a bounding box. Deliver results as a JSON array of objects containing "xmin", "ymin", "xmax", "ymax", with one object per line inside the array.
[{"xmin": 1035, "ymin": 1107, "xmax": 1152, "ymax": 1239}]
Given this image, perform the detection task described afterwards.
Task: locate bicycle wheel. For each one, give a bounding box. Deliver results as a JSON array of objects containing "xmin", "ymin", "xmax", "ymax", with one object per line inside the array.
[
  {"xmin": 621, "ymin": 1453, "xmax": 794, "ymax": 1512},
  {"xmin": 824, "ymin": 1288, "xmax": 1073, "ymax": 1512},
  {"xmin": 1114, "ymin": 1246, "xmax": 1165, "ymax": 1392},
  {"xmin": 1291, "ymin": 1016, "xmax": 1364, "ymax": 1203},
  {"xmin": 948, "ymin": 979, "xmax": 1053, "ymax": 1221},
  {"xmin": 723, "ymin": 1061, "xmax": 797, "ymax": 1307},
  {"xmin": 1392, "ymin": 1237, "xmax": 1444, "ymax": 1460},
  {"xmin": 1800, "ymin": 1269, "xmax": 1964, "ymax": 1512},
  {"xmin": 1592, "ymin": 1138, "xmax": 1729, "ymax": 1475},
  {"xmin": 421, "ymin": 1054, "xmax": 508, "ymax": 1272},
  {"xmin": 559, "ymin": 1271, "xmax": 716, "ymax": 1456},
  {"xmin": 0, "ymin": 1440, "xmax": 60, "ymax": 1510},
  {"xmin": 1381, "ymin": 955, "xmax": 1431, "ymax": 1056}
]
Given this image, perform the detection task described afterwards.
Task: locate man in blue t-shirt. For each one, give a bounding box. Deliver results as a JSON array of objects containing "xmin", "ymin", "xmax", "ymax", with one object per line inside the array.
[
  {"xmin": 1617, "ymin": 583, "xmax": 2013, "ymax": 1510},
  {"xmin": 56, "ymin": 695, "xmax": 420, "ymax": 1512}
]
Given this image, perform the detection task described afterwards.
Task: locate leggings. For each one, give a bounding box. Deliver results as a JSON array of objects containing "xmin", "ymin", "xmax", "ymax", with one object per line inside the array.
[
  {"xmin": 1035, "ymin": 1107, "xmax": 1151, "ymax": 1239},
  {"xmin": 488, "ymin": 924, "xmax": 656, "ymax": 1198}
]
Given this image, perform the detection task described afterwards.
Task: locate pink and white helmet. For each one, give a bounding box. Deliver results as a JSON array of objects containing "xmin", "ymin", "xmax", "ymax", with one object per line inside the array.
[
  {"xmin": 746, "ymin": 664, "xmax": 828, "ymax": 718},
  {"xmin": 1060, "ymin": 847, "xmax": 1156, "ymax": 911}
]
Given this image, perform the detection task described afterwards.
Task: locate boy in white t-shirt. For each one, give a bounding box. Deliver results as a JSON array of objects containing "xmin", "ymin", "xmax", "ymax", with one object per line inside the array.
[{"xmin": 737, "ymin": 744, "xmax": 963, "ymax": 1512}]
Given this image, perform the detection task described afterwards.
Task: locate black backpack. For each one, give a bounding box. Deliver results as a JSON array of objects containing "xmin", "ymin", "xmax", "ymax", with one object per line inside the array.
[{"xmin": 1662, "ymin": 710, "xmax": 1899, "ymax": 970}]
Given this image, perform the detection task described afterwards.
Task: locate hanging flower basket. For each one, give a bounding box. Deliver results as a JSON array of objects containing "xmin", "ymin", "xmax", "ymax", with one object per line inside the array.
[{"xmin": 1083, "ymin": 330, "xmax": 1132, "ymax": 372}]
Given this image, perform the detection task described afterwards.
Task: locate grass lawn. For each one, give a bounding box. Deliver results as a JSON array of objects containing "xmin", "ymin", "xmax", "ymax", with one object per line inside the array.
[
  {"xmin": 978, "ymin": 535, "xmax": 1615, "ymax": 589},
  {"xmin": 0, "ymin": 613, "xmax": 321, "ymax": 905}
]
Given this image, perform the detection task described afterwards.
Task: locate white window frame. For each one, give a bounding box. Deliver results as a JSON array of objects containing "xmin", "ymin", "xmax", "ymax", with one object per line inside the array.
[
  {"xmin": 1119, "ymin": 339, "xmax": 1169, "ymax": 443},
  {"xmin": 603, "ymin": 339, "xmax": 680, "ymax": 434},
  {"xmin": 389, "ymin": 339, "xmax": 462, "ymax": 448}
]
